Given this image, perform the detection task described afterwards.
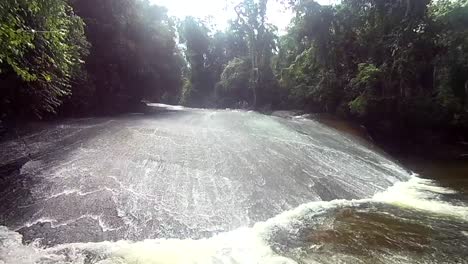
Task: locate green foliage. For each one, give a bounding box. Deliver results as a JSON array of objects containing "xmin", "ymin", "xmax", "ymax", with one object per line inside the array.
[
  {"xmin": 0, "ymin": 0, "xmax": 88, "ymax": 118},
  {"xmin": 348, "ymin": 63, "xmax": 382, "ymax": 116},
  {"xmin": 349, "ymin": 95, "xmax": 368, "ymax": 116},
  {"xmin": 279, "ymin": 46, "xmax": 340, "ymax": 111},
  {"xmin": 178, "ymin": 17, "xmax": 212, "ymax": 106},
  {"xmin": 0, "ymin": 1, "xmax": 36, "ymax": 81},
  {"xmin": 216, "ymin": 57, "xmax": 252, "ymax": 107},
  {"xmin": 70, "ymin": 0, "xmax": 182, "ymax": 113},
  {"xmin": 177, "ymin": 7, "xmax": 281, "ymax": 109},
  {"xmin": 431, "ymin": 0, "xmax": 468, "ymax": 120},
  {"xmin": 177, "ymin": 12, "xmax": 273, "ymax": 108},
  {"xmin": 279, "ymin": 0, "xmax": 468, "ymax": 131},
  {"xmin": 1, "ymin": 0, "xmax": 182, "ymax": 119},
  {"xmin": 233, "ymin": 0, "xmax": 279, "ymax": 108},
  {"xmin": 350, "ymin": 64, "xmax": 382, "ymax": 92},
  {"xmin": 2, "ymin": 0, "xmax": 467, "ymax": 137}
]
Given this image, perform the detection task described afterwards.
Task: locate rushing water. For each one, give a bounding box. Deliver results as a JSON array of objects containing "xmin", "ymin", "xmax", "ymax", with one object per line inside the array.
[{"xmin": 0, "ymin": 105, "xmax": 467, "ymax": 264}]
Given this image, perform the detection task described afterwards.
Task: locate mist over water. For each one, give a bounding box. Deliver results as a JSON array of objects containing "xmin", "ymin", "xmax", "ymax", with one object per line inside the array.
[{"xmin": 0, "ymin": 105, "xmax": 467, "ymax": 263}]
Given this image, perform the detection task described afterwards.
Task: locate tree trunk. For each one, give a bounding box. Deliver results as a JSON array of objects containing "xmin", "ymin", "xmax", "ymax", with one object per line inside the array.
[
  {"xmin": 250, "ymin": 31, "xmax": 258, "ymax": 109},
  {"xmin": 234, "ymin": 3, "xmax": 258, "ymax": 109}
]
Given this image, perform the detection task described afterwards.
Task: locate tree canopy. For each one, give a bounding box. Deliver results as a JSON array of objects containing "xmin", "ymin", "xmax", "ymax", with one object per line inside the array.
[
  {"xmin": 0, "ymin": 0, "xmax": 88, "ymax": 118},
  {"xmin": 1, "ymin": 0, "xmax": 467, "ymax": 143},
  {"xmin": 1, "ymin": 0, "xmax": 182, "ymax": 119},
  {"xmin": 278, "ymin": 0, "xmax": 468, "ymax": 140}
]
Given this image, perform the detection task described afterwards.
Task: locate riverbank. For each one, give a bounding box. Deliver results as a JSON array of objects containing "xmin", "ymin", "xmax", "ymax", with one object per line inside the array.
[
  {"xmin": 289, "ymin": 112, "xmax": 468, "ymax": 160},
  {"xmin": 5, "ymin": 105, "xmax": 468, "ymax": 162},
  {"xmin": 301, "ymin": 113, "xmax": 468, "ymax": 195}
]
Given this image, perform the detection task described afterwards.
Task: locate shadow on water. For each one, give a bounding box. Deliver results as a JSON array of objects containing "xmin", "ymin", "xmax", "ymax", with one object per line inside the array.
[
  {"xmin": 404, "ymin": 159, "xmax": 468, "ymax": 196},
  {"xmin": 310, "ymin": 114, "xmax": 468, "ymax": 196}
]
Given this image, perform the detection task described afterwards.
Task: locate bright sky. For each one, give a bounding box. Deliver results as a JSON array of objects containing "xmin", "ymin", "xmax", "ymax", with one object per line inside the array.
[{"xmin": 151, "ymin": 0, "xmax": 340, "ymax": 32}]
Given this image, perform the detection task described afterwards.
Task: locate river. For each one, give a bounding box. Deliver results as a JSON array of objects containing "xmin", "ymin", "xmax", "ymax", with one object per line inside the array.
[{"xmin": 0, "ymin": 104, "xmax": 467, "ymax": 264}]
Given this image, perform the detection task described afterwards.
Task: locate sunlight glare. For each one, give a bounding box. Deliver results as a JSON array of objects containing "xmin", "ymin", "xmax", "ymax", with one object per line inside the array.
[{"xmin": 151, "ymin": 0, "xmax": 339, "ymax": 31}]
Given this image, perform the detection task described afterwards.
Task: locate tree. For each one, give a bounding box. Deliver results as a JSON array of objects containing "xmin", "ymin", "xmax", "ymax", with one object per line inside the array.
[
  {"xmin": 216, "ymin": 57, "xmax": 252, "ymax": 107},
  {"xmin": 278, "ymin": 0, "xmax": 468, "ymax": 141},
  {"xmin": 178, "ymin": 17, "xmax": 212, "ymax": 106},
  {"xmin": 70, "ymin": 0, "xmax": 182, "ymax": 113},
  {"xmin": 233, "ymin": 0, "xmax": 280, "ymax": 109},
  {"xmin": 0, "ymin": 0, "xmax": 88, "ymax": 119},
  {"xmin": 431, "ymin": 0, "xmax": 468, "ymax": 126}
]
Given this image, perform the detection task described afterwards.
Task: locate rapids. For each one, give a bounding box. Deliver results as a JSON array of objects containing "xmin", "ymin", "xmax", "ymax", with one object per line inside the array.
[{"xmin": 1, "ymin": 105, "xmax": 467, "ymax": 263}]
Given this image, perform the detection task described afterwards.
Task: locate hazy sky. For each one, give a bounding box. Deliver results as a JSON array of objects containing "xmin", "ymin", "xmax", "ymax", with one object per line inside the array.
[{"xmin": 151, "ymin": 0, "xmax": 340, "ymax": 32}]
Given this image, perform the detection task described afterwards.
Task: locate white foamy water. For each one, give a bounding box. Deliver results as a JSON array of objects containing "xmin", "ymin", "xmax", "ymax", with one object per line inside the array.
[
  {"xmin": 1, "ymin": 107, "xmax": 467, "ymax": 264},
  {"xmin": 373, "ymin": 176, "xmax": 468, "ymax": 220},
  {"xmin": 1, "ymin": 109, "xmax": 413, "ymax": 243},
  {"xmin": 1, "ymin": 175, "xmax": 466, "ymax": 264},
  {"xmin": 1, "ymin": 222, "xmax": 293, "ymax": 264}
]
